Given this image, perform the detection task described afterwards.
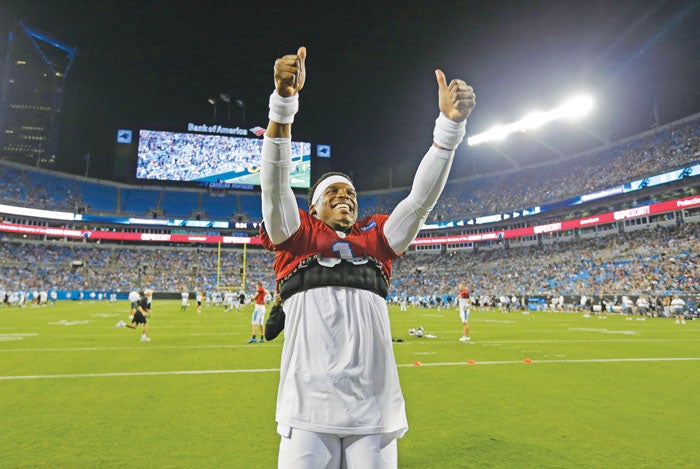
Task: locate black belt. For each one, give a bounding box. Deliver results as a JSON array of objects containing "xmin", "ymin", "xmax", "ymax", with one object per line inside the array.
[{"xmin": 279, "ymin": 257, "xmax": 389, "ymax": 301}]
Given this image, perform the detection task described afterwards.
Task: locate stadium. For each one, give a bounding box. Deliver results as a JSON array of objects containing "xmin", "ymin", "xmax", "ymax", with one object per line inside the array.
[{"xmin": 1, "ymin": 2, "xmax": 699, "ymax": 468}]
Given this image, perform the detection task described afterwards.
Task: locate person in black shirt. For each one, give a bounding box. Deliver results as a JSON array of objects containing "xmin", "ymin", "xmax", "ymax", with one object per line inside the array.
[{"xmin": 125, "ymin": 289, "xmax": 152, "ymax": 342}]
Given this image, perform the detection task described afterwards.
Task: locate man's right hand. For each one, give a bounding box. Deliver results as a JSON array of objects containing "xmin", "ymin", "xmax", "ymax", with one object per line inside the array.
[
  {"xmin": 435, "ymin": 69, "xmax": 475, "ymax": 123},
  {"xmin": 274, "ymin": 46, "xmax": 306, "ymax": 97}
]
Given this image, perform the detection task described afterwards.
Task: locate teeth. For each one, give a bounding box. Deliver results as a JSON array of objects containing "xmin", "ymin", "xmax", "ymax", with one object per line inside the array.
[{"xmin": 335, "ymin": 204, "xmax": 350, "ymax": 210}]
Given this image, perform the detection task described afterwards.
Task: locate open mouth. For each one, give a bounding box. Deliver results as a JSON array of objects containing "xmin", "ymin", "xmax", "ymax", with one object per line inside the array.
[{"xmin": 333, "ymin": 202, "xmax": 353, "ymax": 212}]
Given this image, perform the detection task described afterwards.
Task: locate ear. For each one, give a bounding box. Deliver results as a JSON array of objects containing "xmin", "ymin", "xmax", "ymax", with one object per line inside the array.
[{"xmin": 309, "ymin": 204, "xmax": 317, "ymax": 217}]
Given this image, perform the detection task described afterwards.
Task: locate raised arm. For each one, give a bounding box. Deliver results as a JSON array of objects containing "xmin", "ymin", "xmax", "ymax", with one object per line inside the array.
[
  {"xmin": 260, "ymin": 47, "xmax": 307, "ymax": 244},
  {"xmin": 384, "ymin": 70, "xmax": 475, "ymax": 254}
]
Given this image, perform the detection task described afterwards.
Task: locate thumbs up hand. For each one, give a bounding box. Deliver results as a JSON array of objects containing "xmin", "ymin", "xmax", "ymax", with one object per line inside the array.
[
  {"xmin": 435, "ymin": 69, "xmax": 475, "ymax": 123},
  {"xmin": 274, "ymin": 46, "xmax": 307, "ymax": 98}
]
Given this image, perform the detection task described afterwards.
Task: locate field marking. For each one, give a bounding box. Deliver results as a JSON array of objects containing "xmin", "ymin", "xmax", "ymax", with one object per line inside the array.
[
  {"xmin": 2, "ymin": 357, "xmax": 699, "ymax": 381},
  {"xmin": 467, "ymin": 338, "xmax": 700, "ymax": 344},
  {"xmin": 0, "ymin": 333, "xmax": 38, "ymax": 342},
  {"xmin": 569, "ymin": 328, "xmax": 638, "ymax": 335},
  {"xmin": 0, "ymin": 368, "xmax": 281, "ymax": 380},
  {"xmin": 2, "ymin": 336, "xmax": 700, "ymax": 353},
  {"xmin": 48, "ymin": 320, "xmax": 91, "ymax": 326},
  {"xmin": 399, "ymin": 357, "xmax": 700, "ymax": 368},
  {"xmin": 0, "ymin": 343, "xmax": 280, "ymax": 353}
]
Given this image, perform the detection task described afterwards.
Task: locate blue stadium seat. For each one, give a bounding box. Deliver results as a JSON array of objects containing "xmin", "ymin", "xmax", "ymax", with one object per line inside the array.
[
  {"xmin": 0, "ymin": 165, "xmax": 29, "ymax": 203},
  {"xmin": 78, "ymin": 181, "xmax": 118, "ymax": 213},
  {"xmin": 23, "ymin": 170, "xmax": 78, "ymax": 211},
  {"xmin": 239, "ymin": 194, "xmax": 263, "ymax": 220},
  {"xmin": 201, "ymin": 193, "xmax": 237, "ymax": 219},
  {"xmin": 120, "ymin": 188, "xmax": 160, "ymax": 215},
  {"xmin": 160, "ymin": 190, "xmax": 200, "ymax": 217}
]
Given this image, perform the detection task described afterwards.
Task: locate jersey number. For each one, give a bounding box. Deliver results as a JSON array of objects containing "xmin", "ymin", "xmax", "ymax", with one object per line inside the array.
[{"xmin": 331, "ymin": 241, "xmax": 355, "ymax": 260}]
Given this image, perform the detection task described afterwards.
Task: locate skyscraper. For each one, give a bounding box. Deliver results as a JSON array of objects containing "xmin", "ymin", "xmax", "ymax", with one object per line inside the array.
[{"xmin": 0, "ymin": 20, "xmax": 77, "ymax": 167}]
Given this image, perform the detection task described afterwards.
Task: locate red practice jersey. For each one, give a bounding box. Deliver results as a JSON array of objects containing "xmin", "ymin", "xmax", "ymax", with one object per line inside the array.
[
  {"xmin": 260, "ymin": 210, "xmax": 400, "ymax": 289},
  {"xmin": 254, "ymin": 285, "xmax": 266, "ymax": 305}
]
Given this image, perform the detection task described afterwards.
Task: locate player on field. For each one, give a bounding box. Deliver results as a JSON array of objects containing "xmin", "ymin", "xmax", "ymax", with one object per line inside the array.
[
  {"xmin": 248, "ymin": 281, "xmax": 266, "ymax": 343},
  {"xmin": 237, "ymin": 290, "xmax": 246, "ymax": 311},
  {"xmin": 636, "ymin": 295, "xmax": 649, "ymax": 320},
  {"xmin": 671, "ymin": 295, "xmax": 686, "ymax": 324},
  {"xmin": 195, "ymin": 291, "xmax": 203, "ymax": 313},
  {"xmin": 458, "ymin": 283, "xmax": 471, "ymax": 342},
  {"xmin": 260, "ymin": 46, "xmax": 474, "ymax": 468},
  {"xmin": 181, "ymin": 289, "xmax": 189, "ymax": 312},
  {"xmin": 622, "ymin": 295, "xmax": 635, "ymax": 320},
  {"xmin": 121, "ymin": 289, "xmax": 152, "ymax": 342}
]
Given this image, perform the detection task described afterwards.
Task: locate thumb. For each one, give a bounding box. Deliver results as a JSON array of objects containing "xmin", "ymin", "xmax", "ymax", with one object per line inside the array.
[
  {"xmin": 435, "ymin": 69, "xmax": 448, "ymax": 91},
  {"xmin": 298, "ymin": 46, "xmax": 307, "ymax": 62}
]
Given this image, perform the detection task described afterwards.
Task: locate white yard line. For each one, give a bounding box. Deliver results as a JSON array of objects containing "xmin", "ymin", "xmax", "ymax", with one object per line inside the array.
[
  {"xmin": 398, "ymin": 357, "xmax": 700, "ymax": 367},
  {"xmin": 1, "ymin": 336, "xmax": 699, "ymax": 353},
  {"xmin": 0, "ymin": 343, "xmax": 278, "ymax": 352},
  {"xmin": 0, "ymin": 368, "xmax": 281, "ymax": 380},
  {"xmin": 2, "ymin": 357, "xmax": 699, "ymax": 380}
]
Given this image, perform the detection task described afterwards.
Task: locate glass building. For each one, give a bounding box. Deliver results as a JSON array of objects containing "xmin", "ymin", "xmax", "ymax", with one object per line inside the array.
[{"xmin": 0, "ymin": 20, "xmax": 77, "ymax": 167}]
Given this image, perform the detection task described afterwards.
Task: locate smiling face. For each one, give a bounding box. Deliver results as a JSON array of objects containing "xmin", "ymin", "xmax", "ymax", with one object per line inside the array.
[{"xmin": 310, "ymin": 182, "xmax": 358, "ymax": 232}]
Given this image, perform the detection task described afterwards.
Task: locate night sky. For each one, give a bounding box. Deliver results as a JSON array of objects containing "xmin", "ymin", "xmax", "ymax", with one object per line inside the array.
[{"xmin": 2, "ymin": 0, "xmax": 699, "ymax": 191}]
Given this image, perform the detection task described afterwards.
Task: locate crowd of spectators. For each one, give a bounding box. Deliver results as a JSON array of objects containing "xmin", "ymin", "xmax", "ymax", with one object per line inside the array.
[
  {"xmin": 390, "ymin": 223, "xmax": 698, "ymax": 301},
  {"xmin": 0, "ymin": 240, "xmax": 277, "ymax": 295},
  {"xmin": 426, "ymin": 118, "xmax": 700, "ymax": 222},
  {"xmin": 0, "ymin": 164, "xmax": 80, "ymax": 212},
  {"xmin": 0, "ymin": 221, "xmax": 696, "ymax": 304}
]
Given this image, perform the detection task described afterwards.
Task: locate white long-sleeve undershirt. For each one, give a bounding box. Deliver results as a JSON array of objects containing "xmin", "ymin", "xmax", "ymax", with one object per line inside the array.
[{"xmin": 260, "ymin": 136, "xmax": 301, "ymax": 245}]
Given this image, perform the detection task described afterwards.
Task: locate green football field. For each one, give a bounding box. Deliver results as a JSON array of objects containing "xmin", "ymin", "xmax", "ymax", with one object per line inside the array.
[{"xmin": 1, "ymin": 301, "xmax": 698, "ymax": 468}]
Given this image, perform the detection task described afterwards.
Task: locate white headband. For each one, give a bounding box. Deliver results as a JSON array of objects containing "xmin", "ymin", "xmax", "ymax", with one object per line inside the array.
[{"xmin": 311, "ymin": 175, "xmax": 355, "ymax": 207}]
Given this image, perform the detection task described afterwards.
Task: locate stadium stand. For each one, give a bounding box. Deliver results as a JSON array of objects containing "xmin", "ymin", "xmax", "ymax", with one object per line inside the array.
[
  {"xmin": 0, "ymin": 164, "xmax": 29, "ymax": 205},
  {"xmin": 429, "ymin": 116, "xmax": 700, "ymax": 222},
  {"xmin": 0, "ymin": 112, "xmax": 697, "ymax": 306},
  {"xmin": 119, "ymin": 187, "xmax": 161, "ymax": 214},
  {"xmin": 160, "ymin": 189, "xmax": 200, "ymax": 217},
  {"xmin": 390, "ymin": 223, "xmax": 698, "ymax": 300},
  {"xmin": 238, "ymin": 193, "xmax": 263, "ymax": 220},
  {"xmin": 77, "ymin": 180, "xmax": 118, "ymax": 213},
  {"xmin": 0, "ymin": 221, "xmax": 695, "ymax": 305},
  {"xmin": 201, "ymin": 193, "xmax": 238, "ymax": 219},
  {"xmin": 0, "ymin": 239, "xmax": 277, "ymax": 294},
  {"xmin": 25, "ymin": 171, "xmax": 79, "ymax": 212},
  {"xmin": 0, "ymin": 113, "xmax": 696, "ymax": 223}
]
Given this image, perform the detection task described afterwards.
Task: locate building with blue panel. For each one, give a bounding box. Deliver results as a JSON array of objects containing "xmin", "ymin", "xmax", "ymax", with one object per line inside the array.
[{"xmin": 0, "ymin": 20, "xmax": 77, "ymax": 167}]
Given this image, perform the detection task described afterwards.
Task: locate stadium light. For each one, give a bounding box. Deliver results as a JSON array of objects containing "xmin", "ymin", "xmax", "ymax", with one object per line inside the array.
[
  {"xmin": 235, "ymin": 98, "xmax": 246, "ymax": 125},
  {"xmin": 559, "ymin": 95, "xmax": 594, "ymax": 119},
  {"xmin": 220, "ymin": 93, "xmax": 232, "ymax": 121},
  {"xmin": 519, "ymin": 111, "xmax": 548, "ymax": 130},
  {"xmin": 468, "ymin": 94, "xmax": 594, "ymax": 146},
  {"xmin": 207, "ymin": 97, "xmax": 217, "ymax": 123}
]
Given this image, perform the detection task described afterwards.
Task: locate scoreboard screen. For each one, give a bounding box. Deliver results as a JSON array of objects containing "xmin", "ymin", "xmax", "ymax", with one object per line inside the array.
[{"xmin": 135, "ymin": 130, "xmax": 311, "ymax": 189}]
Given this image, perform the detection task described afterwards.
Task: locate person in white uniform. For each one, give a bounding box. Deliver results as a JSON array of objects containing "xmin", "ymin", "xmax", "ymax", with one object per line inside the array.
[
  {"xmin": 181, "ymin": 290, "xmax": 189, "ymax": 312},
  {"xmin": 260, "ymin": 46, "xmax": 475, "ymax": 468},
  {"xmin": 457, "ymin": 283, "xmax": 471, "ymax": 342}
]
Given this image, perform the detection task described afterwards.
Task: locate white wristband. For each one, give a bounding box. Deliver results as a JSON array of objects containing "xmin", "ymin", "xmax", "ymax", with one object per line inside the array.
[
  {"xmin": 268, "ymin": 91, "xmax": 299, "ymax": 124},
  {"xmin": 433, "ymin": 112, "xmax": 466, "ymax": 150}
]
